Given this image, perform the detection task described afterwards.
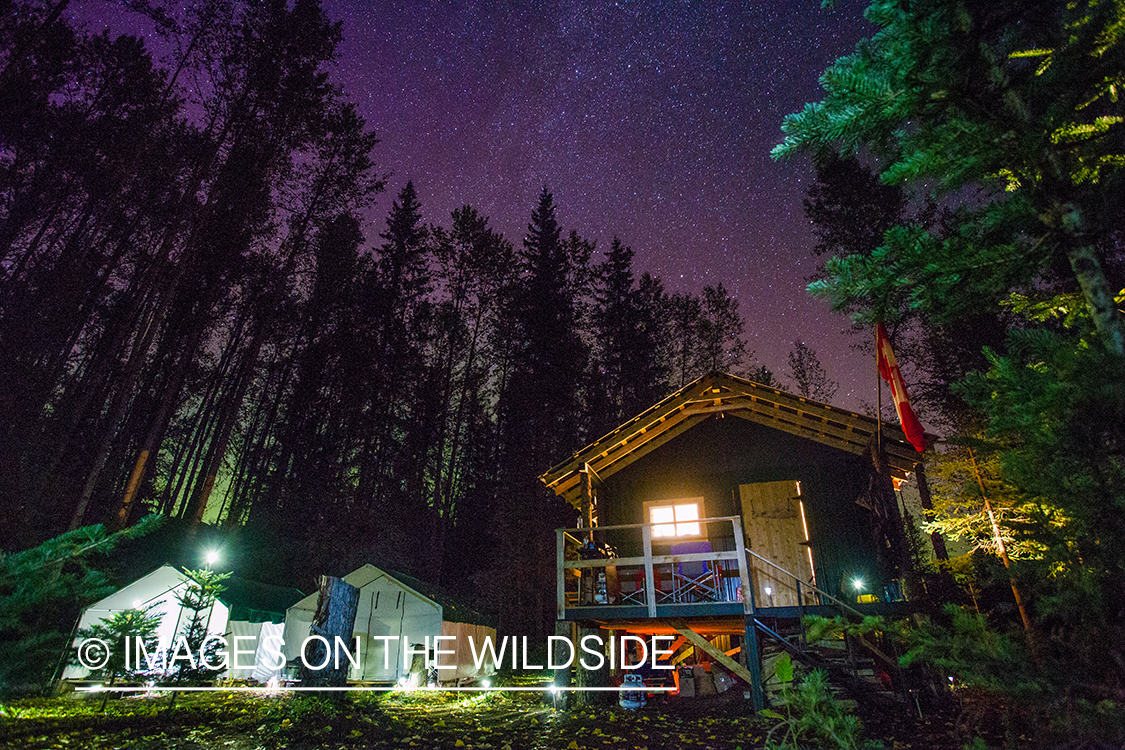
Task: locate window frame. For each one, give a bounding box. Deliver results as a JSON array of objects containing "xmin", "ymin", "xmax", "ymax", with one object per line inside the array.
[{"xmin": 643, "ymin": 498, "xmax": 705, "ymax": 540}]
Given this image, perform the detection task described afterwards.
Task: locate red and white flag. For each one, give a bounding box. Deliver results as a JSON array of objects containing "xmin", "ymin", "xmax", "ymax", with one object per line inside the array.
[{"xmin": 876, "ymin": 323, "xmax": 925, "ymax": 452}]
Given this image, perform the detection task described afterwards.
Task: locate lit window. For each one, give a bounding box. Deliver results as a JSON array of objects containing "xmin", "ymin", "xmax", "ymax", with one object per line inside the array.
[{"xmin": 649, "ymin": 502, "xmax": 701, "ymax": 538}]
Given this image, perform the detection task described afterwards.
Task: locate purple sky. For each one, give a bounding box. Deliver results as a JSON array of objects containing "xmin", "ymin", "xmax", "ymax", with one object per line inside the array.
[
  {"xmin": 324, "ymin": 0, "xmax": 880, "ymax": 409},
  {"xmin": 76, "ymin": 0, "xmax": 883, "ymax": 410}
]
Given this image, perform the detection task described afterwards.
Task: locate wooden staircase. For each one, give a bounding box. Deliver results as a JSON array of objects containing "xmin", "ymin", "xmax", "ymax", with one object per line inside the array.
[{"xmin": 744, "ymin": 551, "xmax": 910, "ymax": 710}]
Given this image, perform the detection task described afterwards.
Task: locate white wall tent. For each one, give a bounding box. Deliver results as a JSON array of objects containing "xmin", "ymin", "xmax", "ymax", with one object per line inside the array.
[
  {"xmin": 63, "ymin": 565, "xmax": 303, "ymax": 684},
  {"xmin": 282, "ymin": 565, "xmax": 496, "ymax": 684}
]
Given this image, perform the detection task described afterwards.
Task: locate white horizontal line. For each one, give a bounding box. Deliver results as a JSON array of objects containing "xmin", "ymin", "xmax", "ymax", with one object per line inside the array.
[{"xmin": 77, "ymin": 686, "xmax": 675, "ymax": 693}]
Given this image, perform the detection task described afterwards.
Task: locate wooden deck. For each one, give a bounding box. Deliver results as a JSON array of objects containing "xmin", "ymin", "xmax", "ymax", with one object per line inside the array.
[
  {"xmin": 557, "ymin": 516, "xmax": 906, "ymax": 626},
  {"xmin": 558, "ymin": 601, "xmax": 912, "ymax": 626}
]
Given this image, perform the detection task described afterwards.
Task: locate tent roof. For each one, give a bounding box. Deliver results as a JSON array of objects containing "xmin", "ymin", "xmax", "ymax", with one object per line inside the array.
[
  {"xmin": 387, "ymin": 569, "xmax": 493, "ymax": 628},
  {"xmin": 289, "ymin": 565, "xmax": 494, "ymax": 628},
  {"xmin": 221, "ymin": 576, "xmax": 304, "ymax": 623},
  {"xmin": 540, "ymin": 371, "xmax": 928, "ymax": 507},
  {"xmin": 85, "ymin": 565, "xmax": 302, "ymax": 623},
  {"xmin": 84, "ymin": 565, "xmax": 185, "ymax": 613}
]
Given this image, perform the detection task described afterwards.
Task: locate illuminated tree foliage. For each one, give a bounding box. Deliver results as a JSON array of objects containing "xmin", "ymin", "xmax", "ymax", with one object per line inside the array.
[
  {"xmin": 774, "ymin": 0, "xmax": 1125, "ymax": 352},
  {"xmin": 0, "ymin": 516, "xmax": 161, "ymax": 694},
  {"xmin": 776, "ymin": 0, "xmax": 1125, "ymax": 713},
  {"xmin": 165, "ymin": 567, "xmax": 230, "ymax": 685}
]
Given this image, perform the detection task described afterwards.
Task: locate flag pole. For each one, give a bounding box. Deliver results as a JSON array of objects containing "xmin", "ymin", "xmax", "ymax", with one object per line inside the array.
[{"xmin": 875, "ymin": 326, "xmax": 882, "ymax": 453}]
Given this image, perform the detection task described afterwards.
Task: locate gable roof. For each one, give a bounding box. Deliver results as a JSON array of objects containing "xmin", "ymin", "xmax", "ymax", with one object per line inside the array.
[
  {"xmin": 221, "ymin": 576, "xmax": 305, "ymax": 623},
  {"xmin": 84, "ymin": 565, "xmax": 303, "ymax": 624},
  {"xmin": 540, "ymin": 371, "xmax": 926, "ymax": 507},
  {"xmin": 290, "ymin": 564, "xmax": 494, "ymax": 628}
]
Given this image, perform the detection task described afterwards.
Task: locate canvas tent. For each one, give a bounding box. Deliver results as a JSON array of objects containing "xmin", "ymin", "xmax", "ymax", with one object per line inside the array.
[
  {"xmin": 63, "ymin": 565, "xmax": 303, "ymax": 683},
  {"xmin": 282, "ymin": 565, "xmax": 496, "ymax": 684}
]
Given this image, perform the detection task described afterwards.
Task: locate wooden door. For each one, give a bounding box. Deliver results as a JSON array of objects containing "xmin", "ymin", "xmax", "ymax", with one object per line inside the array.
[{"xmin": 739, "ymin": 480, "xmax": 815, "ymax": 608}]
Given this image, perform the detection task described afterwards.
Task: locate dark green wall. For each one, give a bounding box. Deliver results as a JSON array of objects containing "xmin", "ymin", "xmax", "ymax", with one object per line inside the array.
[{"xmin": 599, "ymin": 415, "xmax": 888, "ymax": 599}]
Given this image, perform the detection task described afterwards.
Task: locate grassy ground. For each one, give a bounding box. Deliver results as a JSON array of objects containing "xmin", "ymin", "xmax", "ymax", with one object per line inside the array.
[{"xmin": 0, "ymin": 688, "xmax": 965, "ymax": 749}]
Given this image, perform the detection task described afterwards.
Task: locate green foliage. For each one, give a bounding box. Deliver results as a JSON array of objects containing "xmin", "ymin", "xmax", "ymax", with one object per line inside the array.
[
  {"xmin": 900, "ymin": 605, "xmax": 1039, "ymax": 698},
  {"xmin": 776, "ymin": 1, "xmax": 1125, "ymax": 736},
  {"xmin": 775, "ymin": 0, "xmax": 1125, "ymax": 350},
  {"xmin": 164, "ymin": 567, "xmax": 230, "ymax": 685},
  {"xmin": 748, "ymin": 365, "xmax": 780, "ymax": 388},
  {"xmin": 960, "ymin": 331, "xmax": 1125, "ymax": 572},
  {"xmin": 924, "ymin": 443, "xmax": 1050, "ymax": 562},
  {"xmin": 0, "ymin": 516, "xmax": 161, "ymax": 695},
  {"xmin": 760, "ymin": 668, "xmax": 877, "ymax": 750},
  {"xmin": 74, "ymin": 606, "xmax": 163, "ymax": 683}
]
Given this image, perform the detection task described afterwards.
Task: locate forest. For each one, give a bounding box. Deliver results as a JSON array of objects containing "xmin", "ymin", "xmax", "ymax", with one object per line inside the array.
[
  {"xmin": 0, "ymin": 0, "xmax": 775, "ymax": 651},
  {"xmin": 3, "ymin": 1, "xmax": 1125, "ymax": 748}
]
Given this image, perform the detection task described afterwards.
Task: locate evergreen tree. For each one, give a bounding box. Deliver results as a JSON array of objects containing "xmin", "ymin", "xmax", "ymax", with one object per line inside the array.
[
  {"xmin": 748, "ymin": 365, "xmax": 781, "ymax": 388},
  {"xmin": 786, "ymin": 340, "xmax": 839, "ymax": 402},
  {"xmin": 0, "ymin": 516, "xmax": 160, "ymax": 694},
  {"xmin": 697, "ymin": 284, "xmax": 750, "ymax": 374},
  {"xmin": 75, "ymin": 606, "xmax": 163, "ymax": 683},
  {"xmin": 495, "ymin": 187, "xmax": 587, "ymax": 638},
  {"xmin": 165, "ymin": 567, "xmax": 230, "ymax": 685},
  {"xmin": 774, "ymin": 0, "xmax": 1125, "ymax": 712},
  {"xmin": 589, "ymin": 238, "xmax": 669, "ymax": 434},
  {"xmin": 804, "ymin": 153, "xmax": 907, "ymax": 262},
  {"xmin": 773, "ymin": 0, "xmax": 1125, "ymax": 354}
]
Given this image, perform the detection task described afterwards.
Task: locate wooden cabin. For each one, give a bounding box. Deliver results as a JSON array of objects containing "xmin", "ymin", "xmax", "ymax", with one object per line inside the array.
[{"xmin": 539, "ymin": 371, "xmax": 929, "ymax": 704}]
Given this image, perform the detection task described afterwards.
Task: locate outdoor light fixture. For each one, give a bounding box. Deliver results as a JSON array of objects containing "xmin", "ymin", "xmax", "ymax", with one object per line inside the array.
[
  {"xmin": 852, "ymin": 577, "xmax": 865, "ymax": 592},
  {"xmin": 205, "ymin": 550, "xmax": 220, "ymax": 566}
]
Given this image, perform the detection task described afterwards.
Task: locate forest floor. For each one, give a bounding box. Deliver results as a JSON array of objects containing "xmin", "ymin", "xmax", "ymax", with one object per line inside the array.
[{"xmin": 0, "ymin": 687, "xmax": 976, "ymax": 749}]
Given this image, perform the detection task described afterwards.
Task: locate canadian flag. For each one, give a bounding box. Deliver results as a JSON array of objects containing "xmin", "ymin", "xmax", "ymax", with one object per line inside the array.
[{"xmin": 876, "ymin": 323, "xmax": 925, "ymax": 452}]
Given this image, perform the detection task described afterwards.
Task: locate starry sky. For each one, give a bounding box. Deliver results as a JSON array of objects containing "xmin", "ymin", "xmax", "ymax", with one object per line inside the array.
[
  {"xmin": 322, "ymin": 0, "xmax": 880, "ymax": 408},
  {"xmin": 78, "ymin": 0, "xmax": 883, "ymax": 409}
]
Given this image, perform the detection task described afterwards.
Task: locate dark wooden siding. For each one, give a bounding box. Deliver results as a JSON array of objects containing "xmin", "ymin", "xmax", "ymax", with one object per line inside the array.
[{"xmin": 598, "ymin": 415, "xmax": 888, "ymax": 599}]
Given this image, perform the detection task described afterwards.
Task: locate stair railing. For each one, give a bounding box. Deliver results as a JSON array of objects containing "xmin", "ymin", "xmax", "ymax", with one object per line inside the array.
[{"xmin": 744, "ymin": 548, "xmax": 902, "ymax": 680}]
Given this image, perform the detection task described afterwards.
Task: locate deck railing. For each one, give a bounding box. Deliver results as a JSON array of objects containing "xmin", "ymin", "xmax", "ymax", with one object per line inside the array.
[{"xmin": 556, "ymin": 516, "xmax": 753, "ymax": 619}]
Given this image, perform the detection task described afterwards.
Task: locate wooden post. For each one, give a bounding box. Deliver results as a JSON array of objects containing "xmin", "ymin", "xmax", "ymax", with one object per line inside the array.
[
  {"xmin": 575, "ymin": 624, "xmax": 611, "ymax": 706},
  {"xmin": 796, "ymin": 579, "xmax": 806, "ymax": 650},
  {"xmin": 557, "ymin": 529, "xmax": 567, "ymax": 620},
  {"xmin": 912, "ymin": 460, "xmax": 948, "ymax": 561},
  {"xmin": 299, "ymin": 576, "xmax": 361, "ymax": 688},
  {"xmin": 642, "ymin": 523, "xmax": 657, "ymax": 618},
  {"xmin": 553, "ymin": 620, "xmax": 574, "ymax": 709},
  {"xmin": 581, "ymin": 464, "xmax": 595, "ymax": 530},
  {"xmin": 871, "ymin": 443, "xmax": 915, "ymax": 598},
  {"xmin": 742, "ymin": 616, "xmax": 765, "ymax": 710},
  {"xmin": 732, "ymin": 518, "xmax": 753, "ymax": 616},
  {"xmin": 876, "ymin": 327, "xmax": 883, "ymax": 454}
]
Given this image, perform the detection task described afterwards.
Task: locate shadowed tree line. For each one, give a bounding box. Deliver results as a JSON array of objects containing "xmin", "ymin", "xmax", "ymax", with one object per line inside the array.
[{"xmin": 0, "ymin": 0, "xmax": 770, "ymax": 639}]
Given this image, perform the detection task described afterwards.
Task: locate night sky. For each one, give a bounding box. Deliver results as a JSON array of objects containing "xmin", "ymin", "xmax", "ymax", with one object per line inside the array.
[{"xmin": 78, "ymin": 0, "xmax": 882, "ymax": 410}]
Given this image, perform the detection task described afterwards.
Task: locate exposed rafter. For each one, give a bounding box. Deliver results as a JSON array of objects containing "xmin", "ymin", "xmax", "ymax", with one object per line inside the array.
[{"xmin": 540, "ymin": 371, "xmax": 926, "ymax": 507}]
